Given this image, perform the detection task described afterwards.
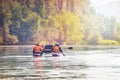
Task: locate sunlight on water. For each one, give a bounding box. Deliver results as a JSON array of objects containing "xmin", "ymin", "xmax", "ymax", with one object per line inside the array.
[{"xmin": 0, "ymin": 46, "xmax": 120, "ymax": 80}]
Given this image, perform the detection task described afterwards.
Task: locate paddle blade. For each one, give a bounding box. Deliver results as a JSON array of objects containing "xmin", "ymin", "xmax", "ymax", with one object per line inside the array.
[
  {"xmin": 62, "ymin": 53, "xmax": 65, "ymax": 56},
  {"xmin": 67, "ymin": 47, "xmax": 73, "ymax": 50}
]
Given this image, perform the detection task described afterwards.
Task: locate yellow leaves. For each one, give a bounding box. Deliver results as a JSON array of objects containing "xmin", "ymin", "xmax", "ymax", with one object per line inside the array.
[
  {"xmin": 114, "ymin": 23, "xmax": 120, "ymax": 42},
  {"xmin": 47, "ymin": 16, "xmax": 59, "ymax": 27},
  {"xmin": 46, "ymin": 11, "xmax": 84, "ymax": 44},
  {"xmin": 37, "ymin": 10, "xmax": 85, "ymax": 44},
  {"xmin": 5, "ymin": 34, "xmax": 19, "ymax": 44},
  {"xmin": 98, "ymin": 40, "xmax": 119, "ymax": 46},
  {"xmin": 9, "ymin": 35, "xmax": 19, "ymax": 44},
  {"xmin": 86, "ymin": 30, "xmax": 103, "ymax": 45},
  {"xmin": 0, "ymin": 37, "xmax": 2, "ymax": 44},
  {"xmin": 0, "ymin": 28, "xmax": 2, "ymax": 44},
  {"xmin": 22, "ymin": 11, "xmax": 40, "ymax": 23}
]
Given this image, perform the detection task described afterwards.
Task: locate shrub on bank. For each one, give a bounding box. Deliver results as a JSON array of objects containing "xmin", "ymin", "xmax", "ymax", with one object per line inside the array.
[
  {"xmin": 0, "ymin": 37, "xmax": 2, "ymax": 44},
  {"xmin": 98, "ymin": 40, "xmax": 119, "ymax": 46}
]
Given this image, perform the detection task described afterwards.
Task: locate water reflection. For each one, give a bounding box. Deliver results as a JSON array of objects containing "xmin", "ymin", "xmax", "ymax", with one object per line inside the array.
[
  {"xmin": 34, "ymin": 57, "xmax": 43, "ymax": 70},
  {"xmin": 53, "ymin": 57, "xmax": 60, "ymax": 69},
  {"xmin": 33, "ymin": 57, "xmax": 42, "ymax": 80},
  {"xmin": 32, "ymin": 56, "xmax": 62, "ymax": 80},
  {"xmin": 34, "ymin": 56, "xmax": 61, "ymax": 70}
]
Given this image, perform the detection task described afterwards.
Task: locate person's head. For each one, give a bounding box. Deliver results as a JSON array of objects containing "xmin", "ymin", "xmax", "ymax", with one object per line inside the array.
[
  {"xmin": 39, "ymin": 42, "xmax": 42, "ymax": 45},
  {"xmin": 35, "ymin": 42, "xmax": 39, "ymax": 46},
  {"xmin": 55, "ymin": 43, "xmax": 59, "ymax": 46}
]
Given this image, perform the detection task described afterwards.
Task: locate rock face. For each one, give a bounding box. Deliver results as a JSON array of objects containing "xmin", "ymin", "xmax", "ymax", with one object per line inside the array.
[{"xmin": 31, "ymin": 0, "xmax": 90, "ymax": 15}]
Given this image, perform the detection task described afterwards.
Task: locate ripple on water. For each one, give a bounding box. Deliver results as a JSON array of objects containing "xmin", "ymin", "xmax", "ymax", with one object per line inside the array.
[{"xmin": 0, "ymin": 47, "xmax": 120, "ymax": 80}]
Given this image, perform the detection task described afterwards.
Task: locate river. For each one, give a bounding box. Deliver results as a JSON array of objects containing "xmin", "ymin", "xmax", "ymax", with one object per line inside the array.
[{"xmin": 0, "ymin": 45, "xmax": 120, "ymax": 80}]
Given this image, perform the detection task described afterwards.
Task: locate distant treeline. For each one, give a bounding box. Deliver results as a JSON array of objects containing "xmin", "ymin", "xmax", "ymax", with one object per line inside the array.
[{"xmin": 0, "ymin": 0, "xmax": 120, "ymax": 45}]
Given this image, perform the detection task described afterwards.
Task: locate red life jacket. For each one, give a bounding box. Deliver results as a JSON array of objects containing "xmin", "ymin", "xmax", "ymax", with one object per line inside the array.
[{"xmin": 33, "ymin": 45, "xmax": 42, "ymax": 52}]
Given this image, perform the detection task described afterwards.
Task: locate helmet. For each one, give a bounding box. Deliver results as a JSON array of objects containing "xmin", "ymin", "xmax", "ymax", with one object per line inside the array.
[
  {"xmin": 39, "ymin": 42, "xmax": 42, "ymax": 45},
  {"xmin": 36, "ymin": 42, "xmax": 39, "ymax": 45},
  {"xmin": 55, "ymin": 43, "xmax": 59, "ymax": 46}
]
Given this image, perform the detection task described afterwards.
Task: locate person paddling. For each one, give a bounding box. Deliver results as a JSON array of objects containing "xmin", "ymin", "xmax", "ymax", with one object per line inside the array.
[
  {"xmin": 33, "ymin": 42, "xmax": 44, "ymax": 57},
  {"xmin": 52, "ymin": 43, "xmax": 64, "ymax": 57}
]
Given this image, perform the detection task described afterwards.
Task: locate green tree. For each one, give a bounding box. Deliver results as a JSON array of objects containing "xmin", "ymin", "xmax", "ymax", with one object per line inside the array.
[
  {"xmin": 0, "ymin": 27, "xmax": 3, "ymax": 44},
  {"xmin": 114, "ymin": 23, "xmax": 120, "ymax": 43}
]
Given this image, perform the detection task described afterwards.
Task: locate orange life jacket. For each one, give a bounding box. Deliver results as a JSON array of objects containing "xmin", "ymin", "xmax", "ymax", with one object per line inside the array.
[
  {"xmin": 53, "ymin": 46, "xmax": 60, "ymax": 53},
  {"xmin": 33, "ymin": 45, "xmax": 42, "ymax": 52}
]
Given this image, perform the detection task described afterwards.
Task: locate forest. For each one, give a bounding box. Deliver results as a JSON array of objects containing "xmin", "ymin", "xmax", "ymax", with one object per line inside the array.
[{"xmin": 0, "ymin": 0, "xmax": 120, "ymax": 45}]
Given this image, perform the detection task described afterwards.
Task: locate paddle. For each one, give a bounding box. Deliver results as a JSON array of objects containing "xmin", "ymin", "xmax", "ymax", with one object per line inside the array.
[
  {"xmin": 60, "ymin": 46, "xmax": 73, "ymax": 56},
  {"xmin": 67, "ymin": 47, "xmax": 73, "ymax": 50},
  {"xmin": 61, "ymin": 52, "xmax": 65, "ymax": 56}
]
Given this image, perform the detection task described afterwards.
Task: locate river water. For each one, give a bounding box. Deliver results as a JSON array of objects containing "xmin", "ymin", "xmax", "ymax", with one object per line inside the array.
[{"xmin": 0, "ymin": 45, "xmax": 120, "ymax": 80}]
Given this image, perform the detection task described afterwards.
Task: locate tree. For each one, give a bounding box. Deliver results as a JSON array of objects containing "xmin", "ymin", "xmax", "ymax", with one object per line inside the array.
[
  {"xmin": 114, "ymin": 23, "xmax": 120, "ymax": 43},
  {"xmin": 0, "ymin": 27, "xmax": 3, "ymax": 44}
]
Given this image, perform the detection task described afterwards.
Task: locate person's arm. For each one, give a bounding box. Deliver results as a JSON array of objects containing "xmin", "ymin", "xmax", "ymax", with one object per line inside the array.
[
  {"xmin": 59, "ymin": 47, "xmax": 63, "ymax": 53},
  {"xmin": 33, "ymin": 46, "xmax": 35, "ymax": 54},
  {"xmin": 41, "ymin": 45, "xmax": 44, "ymax": 51},
  {"xmin": 59, "ymin": 47, "xmax": 65, "ymax": 56}
]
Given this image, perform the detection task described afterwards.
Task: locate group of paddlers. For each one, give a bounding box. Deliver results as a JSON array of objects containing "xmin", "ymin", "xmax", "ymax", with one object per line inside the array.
[{"xmin": 33, "ymin": 43, "xmax": 63, "ymax": 57}]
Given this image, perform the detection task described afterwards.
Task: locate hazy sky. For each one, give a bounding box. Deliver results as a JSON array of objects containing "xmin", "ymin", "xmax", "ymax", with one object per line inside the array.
[
  {"xmin": 91, "ymin": 0, "xmax": 120, "ymax": 21},
  {"xmin": 92, "ymin": 0, "xmax": 119, "ymax": 6}
]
